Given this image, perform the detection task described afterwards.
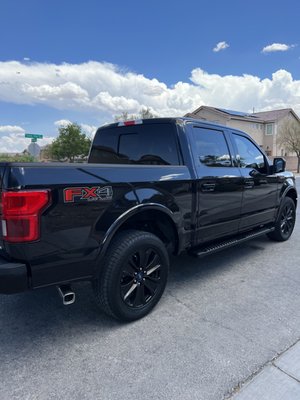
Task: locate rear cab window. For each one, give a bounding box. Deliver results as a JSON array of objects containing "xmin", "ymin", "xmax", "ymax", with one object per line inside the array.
[{"xmin": 89, "ymin": 122, "xmax": 181, "ymax": 166}]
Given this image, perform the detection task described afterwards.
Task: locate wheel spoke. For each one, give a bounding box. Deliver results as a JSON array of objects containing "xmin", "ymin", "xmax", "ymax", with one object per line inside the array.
[
  {"xmin": 145, "ymin": 253, "xmax": 159, "ymax": 269},
  {"xmin": 121, "ymin": 279, "xmax": 133, "ymax": 290},
  {"xmin": 133, "ymin": 284, "xmax": 146, "ymax": 307},
  {"xmin": 281, "ymin": 217, "xmax": 287, "ymax": 229},
  {"xmin": 123, "ymin": 282, "xmax": 138, "ymax": 300},
  {"xmin": 280, "ymin": 205, "xmax": 295, "ymax": 235},
  {"xmin": 144, "ymin": 278, "xmax": 158, "ymax": 295},
  {"xmin": 146, "ymin": 264, "xmax": 161, "ymax": 276},
  {"xmin": 120, "ymin": 245, "xmax": 163, "ymax": 308},
  {"xmin": 139, "ymin": 249, "xmax": 150, "ymax": 268},
  {"xmin": 129, "ymin": 253, "xmax": 140, "ymax": 271},
  {"xmin": 286, "ymin": 220, "xmax": 292, "ymax": 230},
  {"xmin": 122, "ymin": 265, "xmax": 136, "ymax": 278},
  {"xmin": 146, "ymin": 275, "xmax": 160, "ymax": 283}
]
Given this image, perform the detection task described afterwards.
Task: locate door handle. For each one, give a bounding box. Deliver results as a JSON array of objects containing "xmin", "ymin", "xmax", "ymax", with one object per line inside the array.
[
  {"xmin": 201, "ymin": 183, "xmax": 216, "ymax": 192},
  {"xmin": 244, "ymin": 179, "xmax": 254, "ymax": 189},
  {"xmin": 259, "ymin": 179, "xmax": 268, "ymax": 184}
]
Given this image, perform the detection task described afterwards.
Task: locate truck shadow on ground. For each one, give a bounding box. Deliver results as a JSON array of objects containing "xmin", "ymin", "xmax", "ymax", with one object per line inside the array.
[{"xmin": 0, "ymin": 236, "xmax": 272, "ymax": 353}]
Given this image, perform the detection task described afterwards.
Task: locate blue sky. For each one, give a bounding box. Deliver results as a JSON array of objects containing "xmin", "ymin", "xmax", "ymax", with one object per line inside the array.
[{"xmin": 1, "ymin": 0, "xmax": 300, "ymax": 152}]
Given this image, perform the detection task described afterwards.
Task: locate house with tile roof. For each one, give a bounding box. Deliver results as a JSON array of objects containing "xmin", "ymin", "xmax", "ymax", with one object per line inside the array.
[{"xmin": 185, "ymin": 106, "xmax": 300, "ymax": 169}]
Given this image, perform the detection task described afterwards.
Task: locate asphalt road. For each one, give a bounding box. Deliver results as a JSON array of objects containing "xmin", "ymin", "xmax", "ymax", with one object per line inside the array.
[{"xmin": 1, "ymin": 178, "xmax": 300, "ymax": 400}]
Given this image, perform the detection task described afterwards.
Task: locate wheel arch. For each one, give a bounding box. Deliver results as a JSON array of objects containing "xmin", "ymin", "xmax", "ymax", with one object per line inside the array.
[
  {"xmin": 284, "ymin": 187, "xmax": 298, "ymax": 208},
  {"xmin": 96, "ymin": 203, "xmax": 179, "ymax": 268}
]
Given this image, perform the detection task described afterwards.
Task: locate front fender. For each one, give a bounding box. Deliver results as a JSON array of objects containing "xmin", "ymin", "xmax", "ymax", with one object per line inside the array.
[{"xmin": 278, "ymin": 174, "xmax": 297, "ymax": 204}]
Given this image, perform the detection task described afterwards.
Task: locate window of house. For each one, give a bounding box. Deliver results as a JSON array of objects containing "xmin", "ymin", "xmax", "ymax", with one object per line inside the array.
[
  {"xmin": 232, "ymin": 134, "xmax": 267, "ymax": 173},
  {"xmin": 265, "ymin": 124, "xmax": 273, "ymax": 135},
  {"xmin": 192, "ymin": 127, "xmax": 232, "ymax": 167}
]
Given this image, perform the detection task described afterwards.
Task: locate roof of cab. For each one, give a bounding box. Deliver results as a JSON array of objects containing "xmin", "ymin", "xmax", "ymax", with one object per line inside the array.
[{"xmin": 96, "ymin": 117, "xmax": 252, "ymax": 140}]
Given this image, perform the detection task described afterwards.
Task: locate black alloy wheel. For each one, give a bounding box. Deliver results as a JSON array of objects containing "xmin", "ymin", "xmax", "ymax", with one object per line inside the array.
[
  {"xmin": 93, "ymin": 230, "xmax": 169, "ymax": 321},
  {"xmin": 280, "ymin": 202, "xmax": 295, "ymax": 237},
  {"xmin": 268, "ymin": 197, "xmax": 296, "ymax": 242},
  {"xmin": 120, "ymin": 247, "xmax": 162, "ymax": 308}
]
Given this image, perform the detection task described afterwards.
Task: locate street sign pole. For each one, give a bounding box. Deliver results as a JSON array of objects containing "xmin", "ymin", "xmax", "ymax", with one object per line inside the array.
[{"xmin": 25, "ymin": 134, "xmax": 43, "ymax": 159}]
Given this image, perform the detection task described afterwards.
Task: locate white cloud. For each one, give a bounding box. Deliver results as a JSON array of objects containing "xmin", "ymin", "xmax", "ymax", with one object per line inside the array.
[
  {"xmin": 189, "ymin": 68, "xmax": 300, "ymax": 113},
  {"xmin": 1, "ymin": 60, "xmax": 300, "ymax": 141},
  {"xmin": 0, "ymin": 125, "xmax": 25, "ymax": 134},
  {"xmin": 213, "ymin": 41, "xmax": 229, "ymax": 52},
  {"xmin": 262, "ymin": 43, "xmax": 295, "ymax": 53},
  {"xmin": 54, "ymin": 119, "xmax": 72, "ymax": 127}
]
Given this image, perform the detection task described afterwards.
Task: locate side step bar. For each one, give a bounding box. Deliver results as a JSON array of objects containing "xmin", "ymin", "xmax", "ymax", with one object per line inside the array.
[{"xmin": 191, "ymin": 227, "xmax": 275, "ymax": 258}]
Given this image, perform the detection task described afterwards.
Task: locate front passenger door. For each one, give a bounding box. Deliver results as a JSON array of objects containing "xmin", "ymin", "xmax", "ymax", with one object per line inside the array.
[{"xmin": 231, "ymin": 133, "xmax": 278, "ymax": 231}]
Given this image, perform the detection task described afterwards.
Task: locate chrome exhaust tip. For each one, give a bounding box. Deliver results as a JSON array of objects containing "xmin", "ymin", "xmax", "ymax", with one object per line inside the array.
[{"xmin": 57, "ymin": 285, "xmax": 75, "ymax": 305}]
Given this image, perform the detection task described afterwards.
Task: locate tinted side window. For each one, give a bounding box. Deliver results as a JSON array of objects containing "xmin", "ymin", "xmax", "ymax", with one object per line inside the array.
[
  {"xmin": 89, "ymin": 123, "xmax": 180, "ymax": 165},
  {"xmin": 192, "ymin": 127, "xmax": 232, "ymax": 167},
  {"xmin": 232, "ymin": 134, "xmax": 266, "ymax": 172}
]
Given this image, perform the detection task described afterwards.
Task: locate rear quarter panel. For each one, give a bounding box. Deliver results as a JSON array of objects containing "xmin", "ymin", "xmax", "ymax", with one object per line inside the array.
[{"xmin": 2, "ymin": 163, "xmax": 192, "ymax": 288}]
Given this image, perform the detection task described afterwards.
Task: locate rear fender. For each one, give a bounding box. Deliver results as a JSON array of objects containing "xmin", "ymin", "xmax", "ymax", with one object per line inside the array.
[{"xmin": 95, "ymin": 203, "xmax": 177, "ymax": 266}]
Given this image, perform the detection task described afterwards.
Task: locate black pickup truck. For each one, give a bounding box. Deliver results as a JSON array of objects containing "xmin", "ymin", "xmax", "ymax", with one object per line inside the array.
[{"xmin": 0, "ymin": 118, "xmax": 297, "ymax": 321}]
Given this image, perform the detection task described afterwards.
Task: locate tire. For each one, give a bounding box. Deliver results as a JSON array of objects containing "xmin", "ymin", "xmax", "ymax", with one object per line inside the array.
[
  {"xmin": 268, "ymin": 197, "xmax": 296, "ymax": 242},
  {"xmin": 93, "ymin": 230, "xmax": 169, "ymax": 321}
]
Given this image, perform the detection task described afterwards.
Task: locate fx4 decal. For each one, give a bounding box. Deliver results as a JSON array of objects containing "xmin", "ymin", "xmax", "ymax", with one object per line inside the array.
[{"xmin": 64, "ymin": 186, "xmax": 113, "ymax": 203}]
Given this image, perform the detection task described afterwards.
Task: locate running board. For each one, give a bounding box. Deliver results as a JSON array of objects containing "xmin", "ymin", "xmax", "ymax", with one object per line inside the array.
[{"xmin": 191, "ymin": 227, "xmax": 275, "ymax": 258}]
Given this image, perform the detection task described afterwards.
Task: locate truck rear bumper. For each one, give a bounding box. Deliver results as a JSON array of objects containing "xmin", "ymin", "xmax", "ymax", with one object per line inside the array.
[{"xmin": 0, "ymin": 256, "xmax": 28, "ymax": 294}]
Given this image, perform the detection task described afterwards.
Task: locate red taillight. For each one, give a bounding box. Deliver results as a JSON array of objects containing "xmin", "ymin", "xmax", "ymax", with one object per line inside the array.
[
  {"xmin": 1, "ymin": 190, "xmax": 50, "ymax": 243},
  {"xmin": 118, "ymin": 120, "xmax": 143, "ymax": 127}
]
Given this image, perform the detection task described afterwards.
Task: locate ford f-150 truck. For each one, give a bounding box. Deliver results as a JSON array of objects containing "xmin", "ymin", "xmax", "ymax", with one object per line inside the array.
[{"xmin": 0, "ymin": 118, "xmax": 297, "ymax": 321}]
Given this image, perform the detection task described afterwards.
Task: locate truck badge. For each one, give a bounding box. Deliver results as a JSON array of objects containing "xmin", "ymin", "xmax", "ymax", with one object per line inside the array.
[{"xmin": 64, "ymin": 186, "xmax": 113, "ymax": 203}]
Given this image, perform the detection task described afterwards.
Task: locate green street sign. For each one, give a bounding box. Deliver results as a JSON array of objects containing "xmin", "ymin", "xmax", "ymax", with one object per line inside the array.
[
  {"xmin": 25, "ymin": 133, "xmax": 43, "ymax": 139},
  {"xmin": 31, "ymin": 138, "xmax": 37, "ymax": 143}
]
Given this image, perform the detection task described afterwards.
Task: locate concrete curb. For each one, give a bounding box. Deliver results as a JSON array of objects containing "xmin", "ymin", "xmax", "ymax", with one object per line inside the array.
[{"xmin": 228, "ymin": 339, "xmax": 300, "ymax": 399}]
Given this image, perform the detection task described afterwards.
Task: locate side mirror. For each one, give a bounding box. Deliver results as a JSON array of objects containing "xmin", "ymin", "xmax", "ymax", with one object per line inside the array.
[{"xmin": 273, "ymin": 157, "xmax": 286, "ymax": 173}]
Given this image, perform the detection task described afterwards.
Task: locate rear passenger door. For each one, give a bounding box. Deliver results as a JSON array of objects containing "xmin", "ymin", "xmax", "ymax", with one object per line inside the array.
[
  {"xmin": 230, "ymin": 133, "xmax": 278, "ymax": 231},
  {"xmin": 189, "ymin": 125, "xmax": 244, "ymax": 244}
]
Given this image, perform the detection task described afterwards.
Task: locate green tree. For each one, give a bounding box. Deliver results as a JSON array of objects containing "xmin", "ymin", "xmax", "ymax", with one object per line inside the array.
[
  {"xmin": 114, "ymin": 111, "xmax": 132, "ymax": 122},
  {"xmin": 0, "ymin": 153, "xmax": 35, "ymax": 162},
  {"xmin": 139, "ymin": 107, "xmax": 156, "ymax": 119},
  {"xmin": 114, "ymin": 107, "xmax": 156, "ymax": 121},
  {"xmin": 50, "ymin": 123, "xmax": 91, "ymax": 162},
  {"xmin": 278, "ymin": 120, "xmax": 300, "ymax": 172}
]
